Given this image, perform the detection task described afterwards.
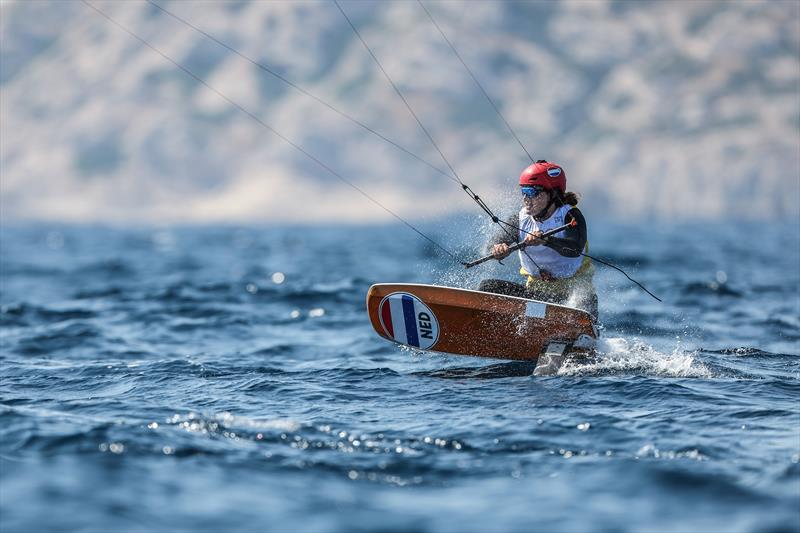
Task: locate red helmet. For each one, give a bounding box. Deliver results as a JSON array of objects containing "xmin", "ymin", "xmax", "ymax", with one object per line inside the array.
[{"xmin": 519, "ymin": 160, "xmax": 566, "ymax": 193}]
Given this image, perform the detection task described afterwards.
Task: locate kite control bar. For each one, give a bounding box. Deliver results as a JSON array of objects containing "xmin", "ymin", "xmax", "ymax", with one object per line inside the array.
[{"xmin": 463, "ymin": 220, "xmax": 577, "ymax": 269}]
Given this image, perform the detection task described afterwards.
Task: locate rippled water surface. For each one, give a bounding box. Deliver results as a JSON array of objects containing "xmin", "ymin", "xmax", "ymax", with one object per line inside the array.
[{"xmin": 1, "ymin": 221, "xmax": 798, "ymax": 532}]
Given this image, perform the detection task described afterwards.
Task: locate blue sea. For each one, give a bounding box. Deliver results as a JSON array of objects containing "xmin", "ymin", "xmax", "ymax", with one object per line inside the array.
[{"xmin": 1, "ymin": 220, "xmax": 798, "ymax": 533}]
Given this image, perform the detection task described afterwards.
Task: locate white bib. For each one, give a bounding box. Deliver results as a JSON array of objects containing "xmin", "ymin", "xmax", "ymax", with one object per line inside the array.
[{"xmin": 518, "ymin": 205, "xmax": 585, "ymax": 278}]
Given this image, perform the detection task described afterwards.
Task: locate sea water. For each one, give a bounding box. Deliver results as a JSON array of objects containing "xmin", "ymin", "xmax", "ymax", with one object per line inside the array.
[{"xmin": 1, "ymin": 220, "xmax": 798, "ymax": 532}]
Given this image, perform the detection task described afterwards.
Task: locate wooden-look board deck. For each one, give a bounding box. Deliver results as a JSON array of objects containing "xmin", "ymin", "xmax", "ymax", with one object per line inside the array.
[{"xmin": 366, "ymin": 284, "xmax": 596, "ymax": 362}]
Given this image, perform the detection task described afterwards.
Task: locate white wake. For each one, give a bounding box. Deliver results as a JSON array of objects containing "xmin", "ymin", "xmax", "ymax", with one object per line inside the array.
[{"xmin": 559, "ymin": 337, "xmax": 712, "ymax": 378}]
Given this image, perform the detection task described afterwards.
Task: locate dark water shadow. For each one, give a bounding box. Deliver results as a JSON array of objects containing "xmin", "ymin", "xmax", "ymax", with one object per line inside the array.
[{"xmin": 412, "ymin": 361, "xmax": 537, "ymax": 380}]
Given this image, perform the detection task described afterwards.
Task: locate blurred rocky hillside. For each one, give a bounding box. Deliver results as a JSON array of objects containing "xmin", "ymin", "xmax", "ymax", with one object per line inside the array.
[{"xmin": 1, "ymin": 0, "xmax": 798, "ymax": 222}]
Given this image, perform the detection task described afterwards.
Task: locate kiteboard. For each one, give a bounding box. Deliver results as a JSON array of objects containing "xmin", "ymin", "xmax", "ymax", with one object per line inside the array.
[{"xmin": 366, "ymin": 284, "xmax": 596, "ymax": 369}]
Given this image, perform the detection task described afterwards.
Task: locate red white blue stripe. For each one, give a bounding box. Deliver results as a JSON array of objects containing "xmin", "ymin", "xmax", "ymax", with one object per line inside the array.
[{"xmin": 379, "ymin": 293, "xmax": 438, "ymax": 349}]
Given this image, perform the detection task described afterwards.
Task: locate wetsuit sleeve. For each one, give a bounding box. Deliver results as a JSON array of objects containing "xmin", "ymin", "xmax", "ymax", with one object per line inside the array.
[
  {"xmin": 544, "ymin": 208, "xmax": 587, "ymax": 258},
  {"xmin": 484, "ymin": 213, "xmax": 519, "ymax": 254}
]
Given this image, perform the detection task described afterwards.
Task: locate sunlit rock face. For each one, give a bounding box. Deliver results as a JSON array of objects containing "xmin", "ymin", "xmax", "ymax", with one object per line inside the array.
[{"xmin": 1, "ymin": 0, "xmax": 797, "ymax": 223}]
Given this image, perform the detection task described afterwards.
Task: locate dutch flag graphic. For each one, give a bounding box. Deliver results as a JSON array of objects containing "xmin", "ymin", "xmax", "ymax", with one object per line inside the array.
[{"xmin": 379, "ymin": 293, "xmax": 438, "ymax": 350}]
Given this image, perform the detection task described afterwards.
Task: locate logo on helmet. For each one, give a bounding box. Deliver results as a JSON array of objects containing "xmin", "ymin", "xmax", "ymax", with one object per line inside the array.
[{"xmin": 547, "ymin": 168, "xmax": 562, "ymax": 178}]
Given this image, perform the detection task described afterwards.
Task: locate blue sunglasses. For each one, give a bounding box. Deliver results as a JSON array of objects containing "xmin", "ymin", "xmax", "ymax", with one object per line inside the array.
[{"xmin": 521, "ymin": 186, "xmax": 546, "ymax": 198}]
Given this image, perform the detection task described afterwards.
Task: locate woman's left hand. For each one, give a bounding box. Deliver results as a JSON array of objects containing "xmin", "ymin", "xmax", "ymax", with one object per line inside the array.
[{"xmin": 523, "ymin": 230, "xmax": 545, "ymax": 246}]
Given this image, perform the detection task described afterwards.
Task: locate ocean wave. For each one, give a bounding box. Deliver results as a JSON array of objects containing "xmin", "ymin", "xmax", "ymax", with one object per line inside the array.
[
  {"xmin": 14, "ymin": 322, "xmax": 102, "ymax": 356},
  {"xmin": 0, "ymin": 302, "xmax": 97, "ymax": 327}
]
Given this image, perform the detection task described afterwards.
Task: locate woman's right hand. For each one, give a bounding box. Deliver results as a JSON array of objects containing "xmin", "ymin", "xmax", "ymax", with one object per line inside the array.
[{"xmin": 492, "ymin": 243, "xmax": 511, "ymax": 260}]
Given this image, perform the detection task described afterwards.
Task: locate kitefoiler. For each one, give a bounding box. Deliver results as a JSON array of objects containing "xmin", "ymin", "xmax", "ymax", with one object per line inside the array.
[{"xmin": 366, "ymin": 160, "xmax": 601, "ymax": 375}]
